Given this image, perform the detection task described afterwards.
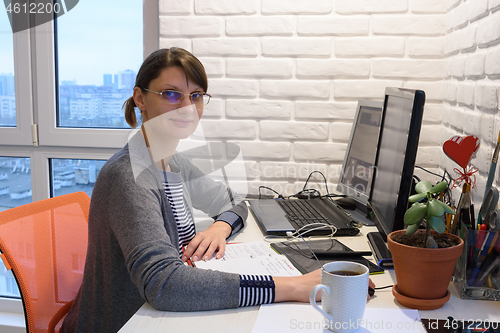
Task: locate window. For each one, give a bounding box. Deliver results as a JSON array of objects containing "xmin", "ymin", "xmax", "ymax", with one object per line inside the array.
[
  {"xmin": 51, "ymin": 158, "xmax": 106, "ymax": 198},
  {"xmin": 0, "ymin": 8, "xmax": 16, "ymax": 127},
  {"xmin": 55, "ymin": 0, "xmax": 143, "ymax": 129},
  {"xmin": 0, "ymin": 1, "xmax": 158, "ymax": 323},
  {"xmin": 0, "ymin": 157, "xmax": 32, "ymax": 210},
  {"xmin": 0, "ymin": 157, "xmax": 29, "ymax": 299},
  {"xmin": 0, "ymin": 264, "xmax": 20, "ymax": 298}
]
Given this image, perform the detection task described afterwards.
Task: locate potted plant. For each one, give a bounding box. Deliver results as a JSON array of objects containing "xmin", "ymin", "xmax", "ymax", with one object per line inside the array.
[{"xmin": 387, "ymin": 180, "xmax": 464, "ymax": 310}]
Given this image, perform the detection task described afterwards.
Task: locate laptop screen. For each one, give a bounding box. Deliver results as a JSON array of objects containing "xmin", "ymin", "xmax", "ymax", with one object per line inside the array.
[{"xmin": 337, "ymin": 100, "xmax": 383, "ymax": 207}]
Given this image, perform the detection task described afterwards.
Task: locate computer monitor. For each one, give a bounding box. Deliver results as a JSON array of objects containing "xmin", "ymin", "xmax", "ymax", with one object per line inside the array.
[
  {"xmin": 337, "ymin": 100, "xmax": 383, "ymax": 209},
  {"xmin": 366, "ymin": 88, "xmax": 425, "ymax": 264}
]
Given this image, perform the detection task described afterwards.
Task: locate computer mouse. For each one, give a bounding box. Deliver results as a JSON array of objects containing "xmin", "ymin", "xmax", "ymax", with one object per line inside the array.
[
  {"xmin": 368, "ymin": 286, "xmax": 375, "ymax": 297},
  {"xmin": 334, "ymin": 197, "xmax": 357, "ymax": 210}
]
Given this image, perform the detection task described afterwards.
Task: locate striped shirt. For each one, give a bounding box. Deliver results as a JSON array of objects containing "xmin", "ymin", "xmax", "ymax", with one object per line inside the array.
[
  {"xmin": 162, "ymin": 169, "xmax": 275, "ymax": 306},
  {"xmin": 162, "ymin": 171, "xmax": 196, "ymax": 253}
]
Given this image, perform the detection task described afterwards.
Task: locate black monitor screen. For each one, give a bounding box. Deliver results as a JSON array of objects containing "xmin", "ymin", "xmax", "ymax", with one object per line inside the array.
[
  {"xmin": 368, "ymin": 88, "xmax": 425, "ymax": 239},
  {"xmin": 337, "ymin": 101, "xmax": 383, "ymax": 206}
]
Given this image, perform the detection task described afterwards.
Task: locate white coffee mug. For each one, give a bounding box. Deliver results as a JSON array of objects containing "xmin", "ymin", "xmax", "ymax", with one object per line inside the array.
[{"xmin": 309, "ymin": 261, "xmax": 369, "ymax": 333}]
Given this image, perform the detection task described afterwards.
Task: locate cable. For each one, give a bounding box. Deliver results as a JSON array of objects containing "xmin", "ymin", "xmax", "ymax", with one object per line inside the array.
[
  {"xmin": 288, "ymin": 188, "xmax": 321, "ymax": 199},
  {"xmin": 286, "ymin": 223, "xmax": 337, "ymax": 241},
  {"xmin": 294, "ymin": 171, "xmax": 331, "ymax": 199},
  {"xmin": 258, "ymin": 186, "xmax": 284, "ymax": 199},
  {"xmin": 263, "ymin": 222, "xmax": 337, "ymax": 243},
  {"xmin": 325, "ymin": 193, "xmax": 347, "ymax": 198},
  {"xmin": 258, "ymin": 170, "xmax": 336, "ymax": 200},
  {"xmin": 415, "ymin": 165, "xmax": 448, "ymax": 181},
  {"xmin": 374, "ymin": 285, "xmax": 393, "ymax": 290}
]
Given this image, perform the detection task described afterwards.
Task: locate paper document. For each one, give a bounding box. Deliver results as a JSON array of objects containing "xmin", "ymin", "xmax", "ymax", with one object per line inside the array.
[
  {"xmin": 251, "ymin": 303, "xmax": 424, "ymax": 333},
  {"xmin": 194, "ymin": 241, "xmax": 302, "ymax": 276}
]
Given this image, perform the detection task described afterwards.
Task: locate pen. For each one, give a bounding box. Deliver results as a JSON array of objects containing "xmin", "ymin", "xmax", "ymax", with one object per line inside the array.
[
  {"xmin": 468, "ymin": 230, "xmax": 477, "ymax": 267},
  {"xmin": 468, "ymin": 230, "xmax": 486, "ymax": 272},
  {"xmin": 451, "ymin": 183, "xmax": 470, "ymax": 234},
  {"xmin": 470, "ymin": 204, "xmax": 475, "ymax": 231},
  {"xmin": 446, "ymin": 200, "xmax": 455, "ymax": 233},
  {"xmin": 468, "ymin": 232, "xmax": 496, "ymax": 285},
  {"xmin": 460, "ymin": 207, "xmax": 471, "ymax": 229}
]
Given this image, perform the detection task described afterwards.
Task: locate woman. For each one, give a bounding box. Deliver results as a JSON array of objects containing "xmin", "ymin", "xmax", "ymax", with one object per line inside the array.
[{"xmin": 61, "ymin": 48, "xmax": 325, "ymax": 333}]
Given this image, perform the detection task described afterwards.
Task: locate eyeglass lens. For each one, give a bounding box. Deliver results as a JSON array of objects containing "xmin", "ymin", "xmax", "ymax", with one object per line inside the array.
[{"xmin": 161, "ymin": 90, "xmax": 209, "ymax": 105}]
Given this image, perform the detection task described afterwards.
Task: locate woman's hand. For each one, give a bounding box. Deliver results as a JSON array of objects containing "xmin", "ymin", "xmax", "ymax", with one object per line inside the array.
[
  {"xmin": 182, "ymin": 221, "xmax": 231, "ymax": 262},
  {"xmin": 274, "ymin": 269, "xmax": 322, "ymax": 303},
  {"xmin": 274, "ymin": 270, "xmax": 376, "ymax": 303}
]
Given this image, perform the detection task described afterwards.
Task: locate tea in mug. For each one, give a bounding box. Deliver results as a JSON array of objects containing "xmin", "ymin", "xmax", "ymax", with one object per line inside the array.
[{"xmin": 328, "ymin": 270, "xmax": 362, "ymax": 276}]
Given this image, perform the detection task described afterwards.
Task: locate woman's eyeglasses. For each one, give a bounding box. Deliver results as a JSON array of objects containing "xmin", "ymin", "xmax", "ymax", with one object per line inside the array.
[{"xmin": 144, "ymin": 88, "xmax": 211, "ymax": 105}]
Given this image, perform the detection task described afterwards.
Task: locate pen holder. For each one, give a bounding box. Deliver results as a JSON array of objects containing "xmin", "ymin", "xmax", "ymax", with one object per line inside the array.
[{"xmin": 453, "ymin": 227, "xmax": 500, "ymax": 301}]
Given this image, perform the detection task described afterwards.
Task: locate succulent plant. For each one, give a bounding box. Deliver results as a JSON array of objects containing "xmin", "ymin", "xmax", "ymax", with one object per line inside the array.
[{"xmin": 403, "ymin": 180, "xmax": 455, "ymax": 248}]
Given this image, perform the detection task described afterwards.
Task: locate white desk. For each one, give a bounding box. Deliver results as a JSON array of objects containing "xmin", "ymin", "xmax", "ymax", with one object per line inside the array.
[{"xmin": 119, "ymin": 212, "xmax": 500, "ymax": 333}]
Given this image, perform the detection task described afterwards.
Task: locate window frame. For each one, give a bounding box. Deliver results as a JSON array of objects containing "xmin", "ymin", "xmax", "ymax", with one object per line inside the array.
[
  {"xmin": 35, "ymin": 10, "xmax": 155, "ymax": 148},
  {"xmin": 0, "ymin": 2, "xmax": 158, "ymax": 329},
  {"xmin": 0, "ymin": 29, "xmax": 33, "ymax": 146}
]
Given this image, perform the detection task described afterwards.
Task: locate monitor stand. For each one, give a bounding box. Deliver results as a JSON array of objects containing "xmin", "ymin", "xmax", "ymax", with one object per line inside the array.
[{"xmin": 367, "ymin": 232, "xmax": 393, "ymax": 269}]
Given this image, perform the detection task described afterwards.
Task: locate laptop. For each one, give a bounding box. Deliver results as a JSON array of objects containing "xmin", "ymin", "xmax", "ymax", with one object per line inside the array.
[
  {"xmin": 249, "ymin": 197, "xmax": 360, "ymax": 237},
  {"xmin": 248, "ymin": 100, "xmax": 387, "ymax": 237},
  {"xmin": 335, "ymin": 100, "xmax": 384, "ymax": 226}
]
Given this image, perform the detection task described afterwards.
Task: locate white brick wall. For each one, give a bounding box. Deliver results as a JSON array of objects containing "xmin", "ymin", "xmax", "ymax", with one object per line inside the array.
[
  {"xmin": 336, "ymin": 37, "xmax": 405, "ymax": 58},
  {"xmin": 336, "ymin": 0, "xmax": 407, "ymax": 14},
  {"xmin": 158, "ymin": 0, "xmax": 500, "ymax": 200},
  {"xmin": 443, "ymin": 0, "xmax": 500, "ymax": 207}
]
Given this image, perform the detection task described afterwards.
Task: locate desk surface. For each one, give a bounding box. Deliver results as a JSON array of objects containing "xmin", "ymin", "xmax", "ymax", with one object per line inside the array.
[{"xmin": 119, "ymin": 210, "xmax": 500, "ymax": 333}]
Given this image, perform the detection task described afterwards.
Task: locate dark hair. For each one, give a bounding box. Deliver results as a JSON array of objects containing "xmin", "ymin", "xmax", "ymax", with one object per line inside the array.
[{"xmin": 123, "ymin": 47, "xmax": 208, "ymax": 128}]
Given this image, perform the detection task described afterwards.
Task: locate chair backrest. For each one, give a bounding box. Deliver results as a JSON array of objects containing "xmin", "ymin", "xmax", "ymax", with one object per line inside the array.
[{"xmin": 0, "ymin": 192, "xmax": 90, "ymax": 333}]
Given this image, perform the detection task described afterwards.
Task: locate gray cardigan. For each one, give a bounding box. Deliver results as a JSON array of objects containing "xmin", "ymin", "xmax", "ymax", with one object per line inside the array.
[{"xmin": 61, "ymin": 133, "xmax": 248, "ymax": 333}]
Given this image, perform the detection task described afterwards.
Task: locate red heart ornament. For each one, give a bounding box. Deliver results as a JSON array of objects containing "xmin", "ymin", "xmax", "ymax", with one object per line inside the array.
[{"xmin": 442, "ymin": 135, "xmax": 480, "ymax": 169}]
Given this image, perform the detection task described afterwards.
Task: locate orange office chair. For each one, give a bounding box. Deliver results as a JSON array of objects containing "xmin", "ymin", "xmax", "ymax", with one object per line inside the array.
[{"xmin": 0, "ymin": 191, "xmax": 90, "ymax": 333}]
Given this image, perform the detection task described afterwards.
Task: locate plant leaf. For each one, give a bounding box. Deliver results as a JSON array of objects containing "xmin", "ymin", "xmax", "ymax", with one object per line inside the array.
[
  {"xmin": 428, "ymin": 215, "xmax": 446, "ymax": 233},
  {"xmin": 435, "ymin": 199, "xmax": 455, "ymax": 215},
  {"xmin": 409, "ymin": 193, "xmax": 427, "ymax": 203},
  {"xmin": 404, "ymin": 202, "xmax": 427, "ymax": 225},
  {"xmin": 415, "ymin": 181, "xmax": 432, "ymax": 194},
  {"xmin": 427, "ymin": 198, "xmax": 445, "ymax": 217},
  {"xmin": 430, "ymin": 180, "xmax": 448, "ymax": 194},
  {"xmin": 406, "ymin": 223, "xmax": 420, "ymax": 235}
]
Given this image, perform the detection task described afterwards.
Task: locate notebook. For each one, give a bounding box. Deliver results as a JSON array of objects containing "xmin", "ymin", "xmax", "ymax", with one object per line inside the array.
[{"xmin": 248, "ymin": 197, "xmax": 360, "ymax": 237}]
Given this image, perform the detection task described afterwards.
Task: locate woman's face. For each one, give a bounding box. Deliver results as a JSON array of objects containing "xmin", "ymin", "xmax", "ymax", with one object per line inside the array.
[{"xmin": 134, "ymin": 66, "xmax": 204, "ymax": 140}]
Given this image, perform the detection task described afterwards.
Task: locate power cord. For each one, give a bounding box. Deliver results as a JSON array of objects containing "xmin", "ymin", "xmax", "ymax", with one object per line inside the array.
[
  {"xmin": 299, "ymin": 171, "xmax": 331, "ymax": 199},
  {"xmin": 258, "ymin": 170, "xmax": 340, "ymax": 200},
  {"xmin": 258, "ymin": 186, "xmax": 284, "ymax": 199},
  {"xmin": 263, "ymin": 223, "xmax": 338, "ymax": 243},
  {"xmin": 374, "ymin": 285, "xmax": 393, "ymax": 291}
]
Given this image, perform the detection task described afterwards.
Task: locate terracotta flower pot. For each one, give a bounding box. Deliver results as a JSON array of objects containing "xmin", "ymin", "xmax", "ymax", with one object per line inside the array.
[{"xmin": 387, "ymin": 230, "xmax": 464, "ymax": 310}]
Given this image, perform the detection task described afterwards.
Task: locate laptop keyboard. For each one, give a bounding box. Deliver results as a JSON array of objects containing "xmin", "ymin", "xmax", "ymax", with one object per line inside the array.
[{"xmin": 277, "ymin": 200, "xmax": 332, "ymax": 228}]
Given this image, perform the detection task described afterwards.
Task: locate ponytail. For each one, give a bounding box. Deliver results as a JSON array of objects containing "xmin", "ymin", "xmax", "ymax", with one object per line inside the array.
[{"xmin": 123, "ymin": 96, "xmax": 139, "ymax": 128}]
